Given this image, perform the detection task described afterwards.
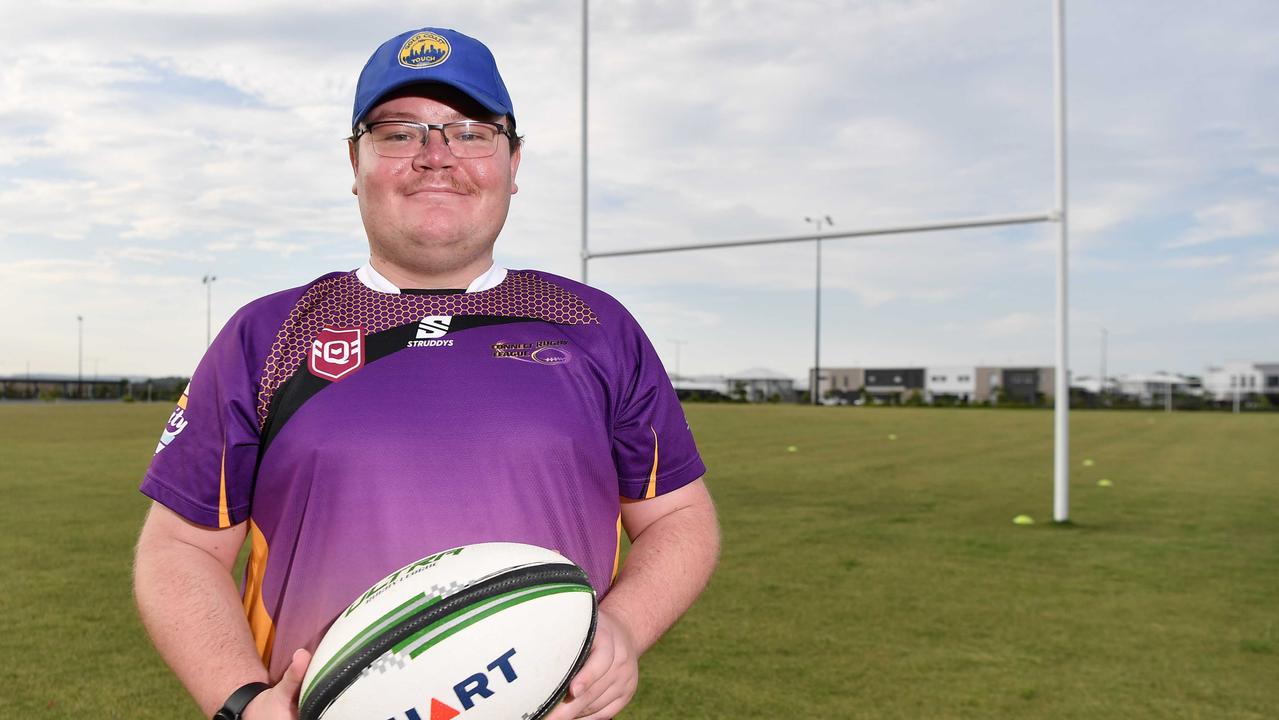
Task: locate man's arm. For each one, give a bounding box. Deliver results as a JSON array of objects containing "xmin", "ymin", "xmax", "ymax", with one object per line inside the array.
[
  {"xmin": 548, "ymin": 477, "xmax": 720, "ymax": 720},
  {"xmin": 133, "ymin": 502, "xmax": 309, "ymax": 719}
]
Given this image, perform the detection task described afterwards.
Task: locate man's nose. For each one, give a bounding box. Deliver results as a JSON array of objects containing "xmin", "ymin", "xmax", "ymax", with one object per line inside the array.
[{"xmin": 412, "ymin": 128, "xmax": 456, "ymax": 169}]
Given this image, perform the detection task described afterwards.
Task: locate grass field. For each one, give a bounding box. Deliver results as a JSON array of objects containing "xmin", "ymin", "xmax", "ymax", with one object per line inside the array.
[{"xmin": 2, "ymin": 402, "xmax": 1276, "ymax": 718}]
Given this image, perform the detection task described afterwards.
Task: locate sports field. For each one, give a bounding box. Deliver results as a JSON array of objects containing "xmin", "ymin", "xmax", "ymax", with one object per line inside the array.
[{"xmin": 2, "ymin": 403, "xmax": 1276, "ymax": 718}]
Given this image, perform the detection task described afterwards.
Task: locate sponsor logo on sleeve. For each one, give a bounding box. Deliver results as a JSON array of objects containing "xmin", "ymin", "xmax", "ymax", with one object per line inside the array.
[
  {"xmin": 154, "ymin": 383, "xmax": 191, "ymax": 454},
  {"xmin": 310, "ymin": 327, "xmax": 365, "ymax": 381}
]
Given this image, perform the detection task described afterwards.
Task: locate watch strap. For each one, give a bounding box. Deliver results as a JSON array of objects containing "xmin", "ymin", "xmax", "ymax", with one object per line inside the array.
[{"xmin": 212, "ymin": 681, "xmax": 271, "ymax": 720}]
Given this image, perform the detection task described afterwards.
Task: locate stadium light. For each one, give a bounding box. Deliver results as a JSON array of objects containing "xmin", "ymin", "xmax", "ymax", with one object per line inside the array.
[{"xmin": 805, "ymin": 215, "xmax": 834, "ymax": 406}]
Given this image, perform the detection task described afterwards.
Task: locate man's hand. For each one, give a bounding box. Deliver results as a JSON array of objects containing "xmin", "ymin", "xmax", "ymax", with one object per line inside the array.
[
  {"xmin": 547, "ymin": 609, "xmax": 639, "ymax": 720},
  {"xmin": 244, "ymin": 649, "xmax": 311, "ymax": 720}
]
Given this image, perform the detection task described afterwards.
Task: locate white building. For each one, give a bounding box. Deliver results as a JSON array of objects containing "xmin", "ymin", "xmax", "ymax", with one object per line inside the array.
[
  {"xmin": 1115, "ymin": 373, "xmax": 1194, "ymax": 406},
  {"xmin": 670, "ymin": 368, "xmax": 797, "ymax": 402},
  {"xmin": 670, "ymin": 375, "xmax": 729, "ymax": 398},
  {"xmin": 1071, "ymin": 375, "xmax": 1107, "ymax": 395},
  {"xmin": 924, "ymin": 366, "xmax": 977, "ymax": 402},
  {"xmin": 1203, "ymin": 361, "xmax": 1271, "ymax": 401},
  {"xmin": 726, "ymin": 368, "xmax": 796, "ymax": 402}
]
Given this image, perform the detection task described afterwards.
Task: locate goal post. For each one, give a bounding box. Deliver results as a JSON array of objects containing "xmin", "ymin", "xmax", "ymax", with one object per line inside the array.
[{"xmin": 577, "ymin": 0, "xmax": 1072, "ymax": 522}]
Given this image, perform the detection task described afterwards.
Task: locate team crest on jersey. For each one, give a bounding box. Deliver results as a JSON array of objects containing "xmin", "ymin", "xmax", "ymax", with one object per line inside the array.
[
  {"xmin": 492, "ymin": 339, "xmax": 572, "ymax": 366},
  {"xmin": 310, "ymin": 327, "xmax": 365, "ymax": 381},
  {"xmin": 399, "ymin": 31, "xmax": 451, "ymax": 69}
]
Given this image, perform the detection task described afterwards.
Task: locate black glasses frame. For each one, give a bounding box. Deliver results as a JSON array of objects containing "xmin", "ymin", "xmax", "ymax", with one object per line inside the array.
[{"xmin": 349, "ymin": 120, "xmax": 515, "ymax": 158}]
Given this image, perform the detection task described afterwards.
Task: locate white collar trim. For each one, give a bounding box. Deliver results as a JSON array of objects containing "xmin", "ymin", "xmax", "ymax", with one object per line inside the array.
[{"xmin": 356, "ymin": 262, "xmax": 507, "ymax": 294}]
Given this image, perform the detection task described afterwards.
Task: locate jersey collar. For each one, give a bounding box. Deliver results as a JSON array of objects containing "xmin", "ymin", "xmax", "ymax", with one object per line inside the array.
[{"xmin": 356, "ymin": 261, "xmax": 508, "ymax": 294}]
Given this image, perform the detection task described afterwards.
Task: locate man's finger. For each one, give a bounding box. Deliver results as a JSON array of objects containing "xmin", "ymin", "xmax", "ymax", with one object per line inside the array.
[
  {"xmin": 570, "ymin": 625, "xmax": 614, "ymax": 697},
  {"xmin": 579, "ymin": 670, "xmax": 635, "ymax": 719},
  {"xmin": 580, "ymin": 695, "xmax": 629, "ymax": 720}
]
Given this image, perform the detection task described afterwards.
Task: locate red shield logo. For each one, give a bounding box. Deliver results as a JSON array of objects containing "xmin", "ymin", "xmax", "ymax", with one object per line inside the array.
[{"xmin": 310, "ymin": 327, "xmax": 365, "ymax": 381}]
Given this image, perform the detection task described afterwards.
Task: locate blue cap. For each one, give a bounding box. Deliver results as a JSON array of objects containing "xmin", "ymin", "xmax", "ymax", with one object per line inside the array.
[{"xmin": 352, "ymin": 27, "xmax": 515, "ymax": 131}]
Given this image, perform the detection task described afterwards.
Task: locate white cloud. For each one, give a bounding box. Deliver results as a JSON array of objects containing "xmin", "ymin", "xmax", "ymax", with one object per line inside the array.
[
  {"xmin": 1190, "ymin": 287, "xmax": 1279, "ymax": 324},
  {"xmin": 1164, "ymin": 255, "xmax": 1232, "ymax": 269},
  {"xmin": 981, "ymin": 312, "xmax": 1045, "ymax": 339},
  {"xmin": 1071, "ymin": 182, "xmax": 1159, "ymax": 237},
  {"xmin": 110, "ymin": 246, "xmax": 214, "ymax": 265},
  {"xmin": 0, "ymin": 258, "xmax": 189, "ymax": 287},
  {"xmin": 1169, "ymin": 199, "xmax": 1273, "ymax": 248},
  {"xmin": 1245, "ymin": 250, "xmax": 1279, "ymax": 285}
]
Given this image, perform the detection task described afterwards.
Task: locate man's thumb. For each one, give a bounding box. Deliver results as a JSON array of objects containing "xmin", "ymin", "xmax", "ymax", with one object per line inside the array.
[{"xmin": 274, "ymin": 649, "xmax": 313, "ymax": 701}]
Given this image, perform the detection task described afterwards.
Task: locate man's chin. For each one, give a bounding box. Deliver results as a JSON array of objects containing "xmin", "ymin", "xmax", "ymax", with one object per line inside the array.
[{"xmin": 380, "ymin": 231, "xmax": 493, "ymax": 265}]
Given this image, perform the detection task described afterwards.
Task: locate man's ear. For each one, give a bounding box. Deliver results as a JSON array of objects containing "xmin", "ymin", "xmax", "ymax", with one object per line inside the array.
[
  {"xmin": 509, "ymin": 144, "xmax": 521, "ymax": 195},
  {"xmin": 348, "ymin": 139, "xmax": 359, "ymax": 196}
]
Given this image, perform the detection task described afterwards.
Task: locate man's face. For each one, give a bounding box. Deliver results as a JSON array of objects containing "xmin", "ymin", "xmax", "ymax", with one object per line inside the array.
[{"xmin": 349, "ymin": 88, "xmax": 520, "ymax": 278}]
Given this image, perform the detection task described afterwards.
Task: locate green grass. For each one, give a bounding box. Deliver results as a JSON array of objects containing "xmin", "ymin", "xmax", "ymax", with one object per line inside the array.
[{"xmin": 2, "ymin": 403, "xmax": 1277, "ymax": 718}]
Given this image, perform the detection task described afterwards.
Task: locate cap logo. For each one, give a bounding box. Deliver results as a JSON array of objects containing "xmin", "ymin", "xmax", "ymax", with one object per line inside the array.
[{"xmin": 399, "ymin": 31, "xmax": 451, "ymax": 69}]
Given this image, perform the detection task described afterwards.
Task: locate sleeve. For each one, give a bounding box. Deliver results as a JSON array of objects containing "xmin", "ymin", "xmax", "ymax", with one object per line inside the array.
[
  {"xmin": 139, "ymin": 310, "xmax": 264, "ymax": 528},
  {"xmin": 610, "ymin": 309, "xmax": 707, "ymax": 500}
]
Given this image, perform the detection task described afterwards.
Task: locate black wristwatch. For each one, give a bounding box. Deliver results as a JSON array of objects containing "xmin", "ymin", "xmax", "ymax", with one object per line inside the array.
[{"xmin": 212, "ymin": 681, "xmax": 271, "ymax": 720}]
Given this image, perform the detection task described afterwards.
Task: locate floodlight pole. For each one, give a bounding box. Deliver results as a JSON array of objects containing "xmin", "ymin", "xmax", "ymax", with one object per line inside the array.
[
  {"xmin": 1052, "ymin": 0, "xmax": 1070, "ymax": 523},
  {"xmin": 580, "ymin": 0, "xmax": 590, "ymax": 283},
  {"xmin": 669, "ymin": 338, "xmax": 686, "ymax": 381},
  {"xmin": 77, "ymin": 314, "xmax": 83, "ymax": 399},
  {"xmin": 202, "ymin": 274, "xmax": 217, "ymax": 348},
  {"xmin": 1100, "ymin": 327, "xmax": 1107, "ymax": 398},
  {"xmin": 806, "ymin": 216, "xmax": 833, "ymax": 405}
]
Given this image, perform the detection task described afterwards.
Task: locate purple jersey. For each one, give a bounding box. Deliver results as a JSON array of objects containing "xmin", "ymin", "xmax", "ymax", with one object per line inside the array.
[{"xmin": 140, "ymin": 268, "xmax": 705, "ymax": 679}]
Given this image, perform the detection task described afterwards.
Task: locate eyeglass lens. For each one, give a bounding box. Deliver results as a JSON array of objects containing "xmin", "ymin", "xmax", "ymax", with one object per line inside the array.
[{"xmin": 366, "ymin": 122, "xmax": 501, "ymax": 159}]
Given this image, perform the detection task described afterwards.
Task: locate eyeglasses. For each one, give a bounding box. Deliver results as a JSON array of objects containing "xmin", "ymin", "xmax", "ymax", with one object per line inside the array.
[{"xmin": 351, "ymin": 120, "xmax": 513, "ymax": 159}]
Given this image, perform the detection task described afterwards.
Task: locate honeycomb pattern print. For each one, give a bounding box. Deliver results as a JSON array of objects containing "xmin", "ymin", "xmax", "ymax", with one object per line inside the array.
[{"xmin": 256, "ymin": 271, "xmax": 599, "ymax": 428}]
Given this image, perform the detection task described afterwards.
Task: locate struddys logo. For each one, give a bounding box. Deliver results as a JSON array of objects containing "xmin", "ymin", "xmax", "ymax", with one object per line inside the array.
[
  {"xmin": 492, "ymin": 339, "xmax": 572, "ymax": 366},
  {"xmin": 154, "ymin": 383, "xmax": 191, "ymax": 454},
  {"xmin": 391, "ymin": 648, "xmax": 520, "ymax": 720},
  {"xmin": 408, "ymin": 316, "xmax": 454, "ymax": 349},
  {"xmin": 310, "ymin": 327, "xmax": 365, "ymax": 381},
  {"xmin": 399, "ymin": 31, "xmax": 451, "ymax": 69}
]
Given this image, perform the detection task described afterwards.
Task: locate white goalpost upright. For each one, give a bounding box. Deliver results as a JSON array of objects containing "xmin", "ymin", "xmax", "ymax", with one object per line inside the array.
[
  {"xmin": 578, "ymin": 0, "xmax": 1072, "ymax": 522},
  {"xmin": 1051, "ymin": 0, "xmax": 1070, "ymax": 523}
]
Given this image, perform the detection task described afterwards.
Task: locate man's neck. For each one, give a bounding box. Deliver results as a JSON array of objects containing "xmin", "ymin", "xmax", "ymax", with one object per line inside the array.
[{"xmin": 367, "ymin": 254, "xmax": 493, "ymax": 291}]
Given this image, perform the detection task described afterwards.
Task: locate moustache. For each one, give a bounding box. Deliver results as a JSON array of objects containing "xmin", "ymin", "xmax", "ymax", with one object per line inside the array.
[{"xmin": 406, "ymin": 173, "xmax": 478, "ymax": 196}]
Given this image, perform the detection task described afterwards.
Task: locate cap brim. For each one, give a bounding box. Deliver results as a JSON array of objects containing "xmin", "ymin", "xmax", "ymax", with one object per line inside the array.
[{"xmin": 353, "ymin": 78, "xmax": 513, "ymax": 129}]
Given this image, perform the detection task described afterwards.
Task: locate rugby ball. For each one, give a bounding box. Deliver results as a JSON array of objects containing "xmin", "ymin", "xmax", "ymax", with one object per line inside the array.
[{"xmin": 299, "ymin": 542, "xmax": 597, "ymax": 720}]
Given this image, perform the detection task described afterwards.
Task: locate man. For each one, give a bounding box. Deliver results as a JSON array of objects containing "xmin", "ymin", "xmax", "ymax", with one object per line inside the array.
[{"xmin": 133, "ymin": 27, "xmax": 719, "ymax": 720}]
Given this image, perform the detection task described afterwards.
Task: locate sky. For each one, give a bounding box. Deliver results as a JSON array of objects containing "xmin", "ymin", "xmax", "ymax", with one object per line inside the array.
[{"xmin": 2, "ymin": 0, "xmax": 1276, "ymax": 382}]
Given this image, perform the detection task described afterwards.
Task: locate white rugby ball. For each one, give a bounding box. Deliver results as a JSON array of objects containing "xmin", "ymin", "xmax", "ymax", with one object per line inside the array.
[{"xmin": 299, "ymin": 542, "xmax": 597, "ymax": 720}]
